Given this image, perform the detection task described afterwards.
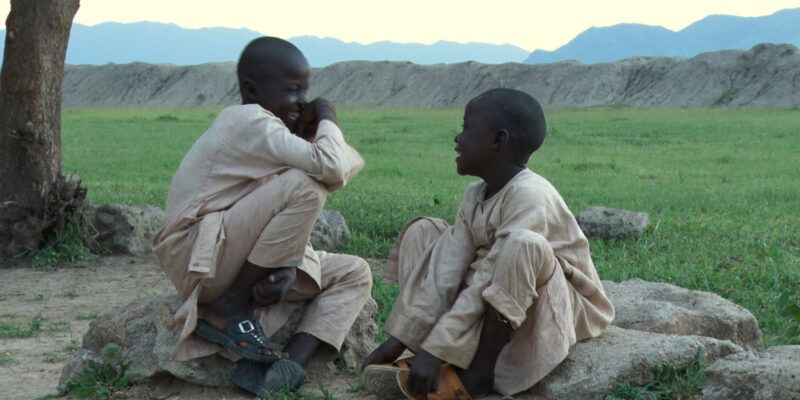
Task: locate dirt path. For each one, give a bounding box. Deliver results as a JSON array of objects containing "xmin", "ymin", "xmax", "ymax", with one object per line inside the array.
[{"xmin": 0, "ymin": 256, "xmax": 384, "ymax": 400}]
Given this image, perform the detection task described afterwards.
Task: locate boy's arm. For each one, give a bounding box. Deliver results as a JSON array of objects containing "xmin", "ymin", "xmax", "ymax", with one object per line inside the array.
[{"xmin": 235, "ymin": 100, "xmax": 363, "ymax": 189}]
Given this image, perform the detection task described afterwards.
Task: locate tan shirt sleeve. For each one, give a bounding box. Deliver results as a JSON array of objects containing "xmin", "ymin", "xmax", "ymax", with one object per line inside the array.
[{"xmin": 222, "ymin": 110, "xmax": 363, "ymax": 190}]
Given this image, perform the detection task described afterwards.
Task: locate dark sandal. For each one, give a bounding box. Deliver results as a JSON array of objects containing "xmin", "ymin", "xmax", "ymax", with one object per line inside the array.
[
  {"xmin": 232, "ymin": 359, "xmax": 306, "ymax": 399},
  {"xmin": 195, "ymin": 319, "xmax": 284, "ymax": 363}
]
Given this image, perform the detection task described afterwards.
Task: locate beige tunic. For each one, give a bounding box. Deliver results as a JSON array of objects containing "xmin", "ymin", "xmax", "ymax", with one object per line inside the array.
[
  {"xmin": 383, "ymin": 169, "xmax": 615, "ymax": 395},
  {"xmin": 154, "ymin": 104, "xmax": 366, "ymax": 361}
]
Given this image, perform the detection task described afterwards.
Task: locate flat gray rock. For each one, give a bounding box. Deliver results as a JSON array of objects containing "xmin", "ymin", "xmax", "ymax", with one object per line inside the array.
[
  {"xmin": 521, "ymin": 326, "xmax": 742, "ymax": 400},
  {"xmin": 703, "ymin": 345, "xmax": 800, "ymax": 400},
  {"xmin": 576, "ymin": 206, "xmax": 649, "ymax": 240},
  {"xmin": 605, "ymin": 279, "xmax": 763, "ymax": 350}
]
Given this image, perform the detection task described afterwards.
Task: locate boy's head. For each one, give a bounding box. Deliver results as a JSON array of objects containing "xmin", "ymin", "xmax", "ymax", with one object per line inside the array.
[
  {"xmin": 237, "ymin": 37, "xmax": 310, "ymax": 132},
  {"xmin": 454, "ymin": 88, "xmax": 546, "ymax": 176}
]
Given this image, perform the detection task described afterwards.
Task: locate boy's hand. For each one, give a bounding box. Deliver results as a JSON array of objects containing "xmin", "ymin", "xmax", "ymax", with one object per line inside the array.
[
  {"xmin": 251, "ymin": 266, "xmax": 297, "ymax": 307},
  {"xmin": 294, "ymin": 98, "xmax": 338, "ymax": 142},
  {"xmin": 295, "ymin": 107, "xmax": 318, "ymax": 142},
  {"xmin": 312, "ymin": 98, "xmax": 338, "ymax": 125},
  {"xmin": 407, "ymin": 349, "xmax": 443, "ymax": 398}
]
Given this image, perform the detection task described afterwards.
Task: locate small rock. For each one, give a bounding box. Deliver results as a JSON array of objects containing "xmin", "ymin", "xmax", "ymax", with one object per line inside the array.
[
  {"xmin": 703, "ymin": 345, "xmax": 800, "ymax": 400},
  {"xmin": 85, "ymin": 204, "xmax": 164, "ymax": 256},
  {"xmin": 576, "ymin": 206, "xmax": 649, "ymax": 240},
  {"xmin": 523, "ymin": 326, "xmax": 742, "ymax": 400},
  {"xmin": 605, "ymin": 279, "xmax": 763, "ymax": 350},
  {"xmin": 311, "ymin": 209, "xmax": 352, "ymax": 252}
]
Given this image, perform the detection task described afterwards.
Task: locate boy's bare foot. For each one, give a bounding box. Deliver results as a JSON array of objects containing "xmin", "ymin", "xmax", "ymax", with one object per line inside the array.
[{"xmin": 363, "ymin": 336, "xmax": 407, "ymax": 367}]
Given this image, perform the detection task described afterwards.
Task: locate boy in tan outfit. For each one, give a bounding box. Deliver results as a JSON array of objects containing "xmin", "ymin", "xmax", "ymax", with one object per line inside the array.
[
  {"xmin": 364, "ymin": 88, "xmax": 614, "ymax": 399},
  {"xmin": 154, "ymin": 37, "xmax": 371, "ymax": 396}
]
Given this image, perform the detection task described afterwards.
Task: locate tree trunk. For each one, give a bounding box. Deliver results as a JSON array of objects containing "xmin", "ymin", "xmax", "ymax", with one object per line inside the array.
[{"xmin": 0, "ymin": 0, "xmax": 81, "ymax": 265}]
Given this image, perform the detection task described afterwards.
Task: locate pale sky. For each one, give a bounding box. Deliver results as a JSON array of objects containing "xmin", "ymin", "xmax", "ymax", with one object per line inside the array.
[{"xmin": 2, "ymin": 0, "xmax": 799, "ymax": 50}]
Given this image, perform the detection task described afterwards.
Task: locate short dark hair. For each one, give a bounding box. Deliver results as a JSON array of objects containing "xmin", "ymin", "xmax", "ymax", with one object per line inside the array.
[
  {"xmin": 472, "ymin": 88, "xmax": 547, "ymax": 162},
  {"xmin": 236, "ymin": 37, "xmax": 303, "ymax": 91}
]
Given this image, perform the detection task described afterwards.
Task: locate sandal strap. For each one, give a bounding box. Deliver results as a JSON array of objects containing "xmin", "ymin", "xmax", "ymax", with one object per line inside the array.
[{"xmin": 227, "ymin": 318, "xmax": 280, "ymax": 351}]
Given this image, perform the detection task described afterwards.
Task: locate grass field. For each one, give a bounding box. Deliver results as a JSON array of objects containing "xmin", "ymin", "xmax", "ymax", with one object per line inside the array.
[{"xmin": 61, "ymin": 107, "xmax": 800, "ymax": 346}]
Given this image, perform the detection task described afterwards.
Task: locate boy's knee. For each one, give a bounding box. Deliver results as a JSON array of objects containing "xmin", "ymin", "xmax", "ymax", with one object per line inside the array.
[
  {"xmin": 352, "ymin": 257, "xmax": 373, "ymax": 285},
  {"xmin": 337, "ymin": 255, "xmax": 373, "ymax": 290},
  {"xmin": 502, "ymin": 230, "xmax": 555, "ymax": 278},
  {"xmin": 506, "ymin": 230, "xmax": 552, "ymax": 256},
  {"xmin": 283, "ymin": 168, "xmax": 327, "ymax": 205}
]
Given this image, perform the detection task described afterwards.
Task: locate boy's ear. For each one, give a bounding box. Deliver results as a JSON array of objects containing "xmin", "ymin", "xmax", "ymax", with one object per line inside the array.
[
  {"xmin": 492, "ymin": 129, "xmax": 510, "ymax": 148},
  {"xmin": 242, "ymin": 78, "xmax": 257, "ymax": 101}
]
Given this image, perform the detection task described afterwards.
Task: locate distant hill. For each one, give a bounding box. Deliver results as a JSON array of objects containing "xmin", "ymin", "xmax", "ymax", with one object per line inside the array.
[
  {"xmin": 526, "ymin": 8, "xmax": 800, "ymax": 64},
  {"xmin": 0, "ymin": 21, "xmax": 529, "ymax": 66},
  {"xmin": 62, "ymin": 44, "xmax": 800, "ymax": 109}
]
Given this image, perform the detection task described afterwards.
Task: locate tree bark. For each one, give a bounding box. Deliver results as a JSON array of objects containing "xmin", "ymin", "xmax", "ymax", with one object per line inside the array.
[{"xmin": 0, "ymin": 0, "xmax": 81, "ymax": 264}]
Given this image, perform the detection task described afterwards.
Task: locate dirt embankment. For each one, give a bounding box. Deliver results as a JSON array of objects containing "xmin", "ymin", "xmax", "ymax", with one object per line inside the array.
[{"xmin": 62, "ymin": 43, "xmax": 800, "ymax": 108}]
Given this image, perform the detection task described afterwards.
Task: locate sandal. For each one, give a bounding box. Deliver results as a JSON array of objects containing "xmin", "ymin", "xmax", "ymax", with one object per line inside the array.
[
  {"xmin": 232, "ymin": 359, "xmax": 306, "ymax": 399},
  {"xmin": 195, "ymin": 318, "xmax": 284, "ymax": 363},
  {"xmin": 362, "ymin": 358, "xmax": 413, "ymax": 399},
  {"xmin": 397, "ymin": 360, "xmax": 473, "ymax": 400}
]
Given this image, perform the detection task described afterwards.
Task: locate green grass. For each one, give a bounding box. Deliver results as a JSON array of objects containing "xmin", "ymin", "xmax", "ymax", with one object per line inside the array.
[
  {"xmin": 76, "ymin": 312, "xmax": 100, "ymax": 321},
  {"xmin": 602, "ymin": 348, "xmax": 706, "ymax": 400},
  {"xmin": 61, "ymin": 106, "xmax": 800, "ymax": 346},
  {"xmin": 61, "ymin": 346, "xmax": 129, "ymax": 399},
  {"xmin": 0, "ymin": 316, "xmax": 44, "ymax": 338},
  {"xmin": 23, "ymin": 222, "xmax": 95, "ymax": 269}
]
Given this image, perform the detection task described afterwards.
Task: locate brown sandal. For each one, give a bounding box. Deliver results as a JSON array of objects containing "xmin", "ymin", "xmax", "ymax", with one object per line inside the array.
[{"xmin": 397, "ymin": 362, "xmax": 473, "ymax": 400}]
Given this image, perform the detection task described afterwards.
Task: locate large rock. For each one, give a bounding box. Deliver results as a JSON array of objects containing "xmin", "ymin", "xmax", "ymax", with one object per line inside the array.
[
  {"xmin": 310, "ymin": 209, "xmax": 352, "ymax": 252},
  {"xmin": 605, "ymin": 279, "xmax": 763, "ymax": 350},
  {"xmin": 576, "ymin": 206, "xmax": 649, "ymax": 240},
  {"xmin": 59, "ymin": 294, "xmax": 378, "ymax": 390},
  {"xmin": 703, "ymin": 345, "xmax": 800, "ymax": 400},
  {"xmin": 86, "ymin": 204, "xmax": 164, "ymax": 256},
  {"xmin": 522, "ymin": 326, "xmax": 742, "ymax": 400}
]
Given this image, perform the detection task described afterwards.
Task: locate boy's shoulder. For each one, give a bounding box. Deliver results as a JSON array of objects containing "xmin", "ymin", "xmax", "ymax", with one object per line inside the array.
[
  {"xmin": 509, "ymin": 169, "xmax": 559, "ymax": 197},
  {"xmin": 217, "ymin": 104, "xmax": 275, "ymax": 122}
]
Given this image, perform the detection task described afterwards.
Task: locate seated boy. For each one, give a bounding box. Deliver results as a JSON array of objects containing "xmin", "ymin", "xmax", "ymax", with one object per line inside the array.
[
  {"xmin": 364, "ymin": 88, "xmax": 615, "ymax": 399},
  {"xmin": 153, "ymin": 37, "xmax": 371, "ymax": 396}
]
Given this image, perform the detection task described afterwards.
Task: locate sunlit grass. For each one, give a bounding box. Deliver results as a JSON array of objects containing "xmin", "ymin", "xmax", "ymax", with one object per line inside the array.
[{"xmin": 62, "ymin": 106, "xmax": 800, "ymax": 346}]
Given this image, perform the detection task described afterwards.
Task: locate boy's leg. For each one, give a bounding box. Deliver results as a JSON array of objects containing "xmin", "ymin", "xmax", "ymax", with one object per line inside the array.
[
  {"xmin": 199, "ymin": 169, "xmax": 327, "ymax": 353},
  {"xmin": 365, "ymin": 218, "xmax": 454, "ymax": 365},
  {"xmin": 404, "ymin": 229, "xmax": 555, "ymax": 397},
  {"xmin": 459, "ymin": 229, "xmax": 555, "ymax": 395},
  {"xmin": 279, "ymin": 252, "xmax": 373, "ymax": 366}
]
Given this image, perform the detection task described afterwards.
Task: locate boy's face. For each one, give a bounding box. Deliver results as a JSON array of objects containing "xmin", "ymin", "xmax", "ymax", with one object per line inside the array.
[
  {"xmin": 454, "ymin": 102, "xmax": 495, "ymax": 176},
  {"xmin": 248, "ymin": 57, "xmax": 310, "ymax": 132}
]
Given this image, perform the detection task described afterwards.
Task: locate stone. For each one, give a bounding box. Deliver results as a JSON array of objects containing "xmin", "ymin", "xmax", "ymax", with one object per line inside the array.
[
  {"xmin": 576, "ymin": 206, "xmax": 649, "ymax": 240},
  {"xmin": 521, "ymin": 326, "xmax": 743, "ymax": 400},
  {"xmin": 85, "ymin": 204, "xmax": 164, "ymax": 256},
  {"xmin": 59, "ymin": 294, "xmax": 378, "ymax": 390},
  {"xmin": 310, "ymin": 209, "xmax": 352, "ymax": 252},
  {"xmin": 703, "ymin": 345, "xmax": 800, "ymax": 400},
  {"xmin": 605, "ymin": 279, "xmax": 763, "ymax": 350}
]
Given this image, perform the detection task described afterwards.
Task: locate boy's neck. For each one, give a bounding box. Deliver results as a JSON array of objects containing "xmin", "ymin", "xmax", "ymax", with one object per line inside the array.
[{"xmin": 482, "ymin": 164, "xmax": 525, "ymax": 199}]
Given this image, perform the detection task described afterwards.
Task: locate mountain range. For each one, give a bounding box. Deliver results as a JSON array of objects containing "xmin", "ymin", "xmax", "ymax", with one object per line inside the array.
[
  {"xmin": 0, "ymin": 8, "xmax": 799, "ymax": 66},
  {"xmin": 526, "ymin": 8, "xmax": 800, "ymax": 63}
]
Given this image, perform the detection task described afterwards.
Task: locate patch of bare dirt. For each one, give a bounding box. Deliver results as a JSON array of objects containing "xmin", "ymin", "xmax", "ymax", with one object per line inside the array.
[{"xmin": 0, "ymin": 256, "xmax": 387, "ymax": 400}]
